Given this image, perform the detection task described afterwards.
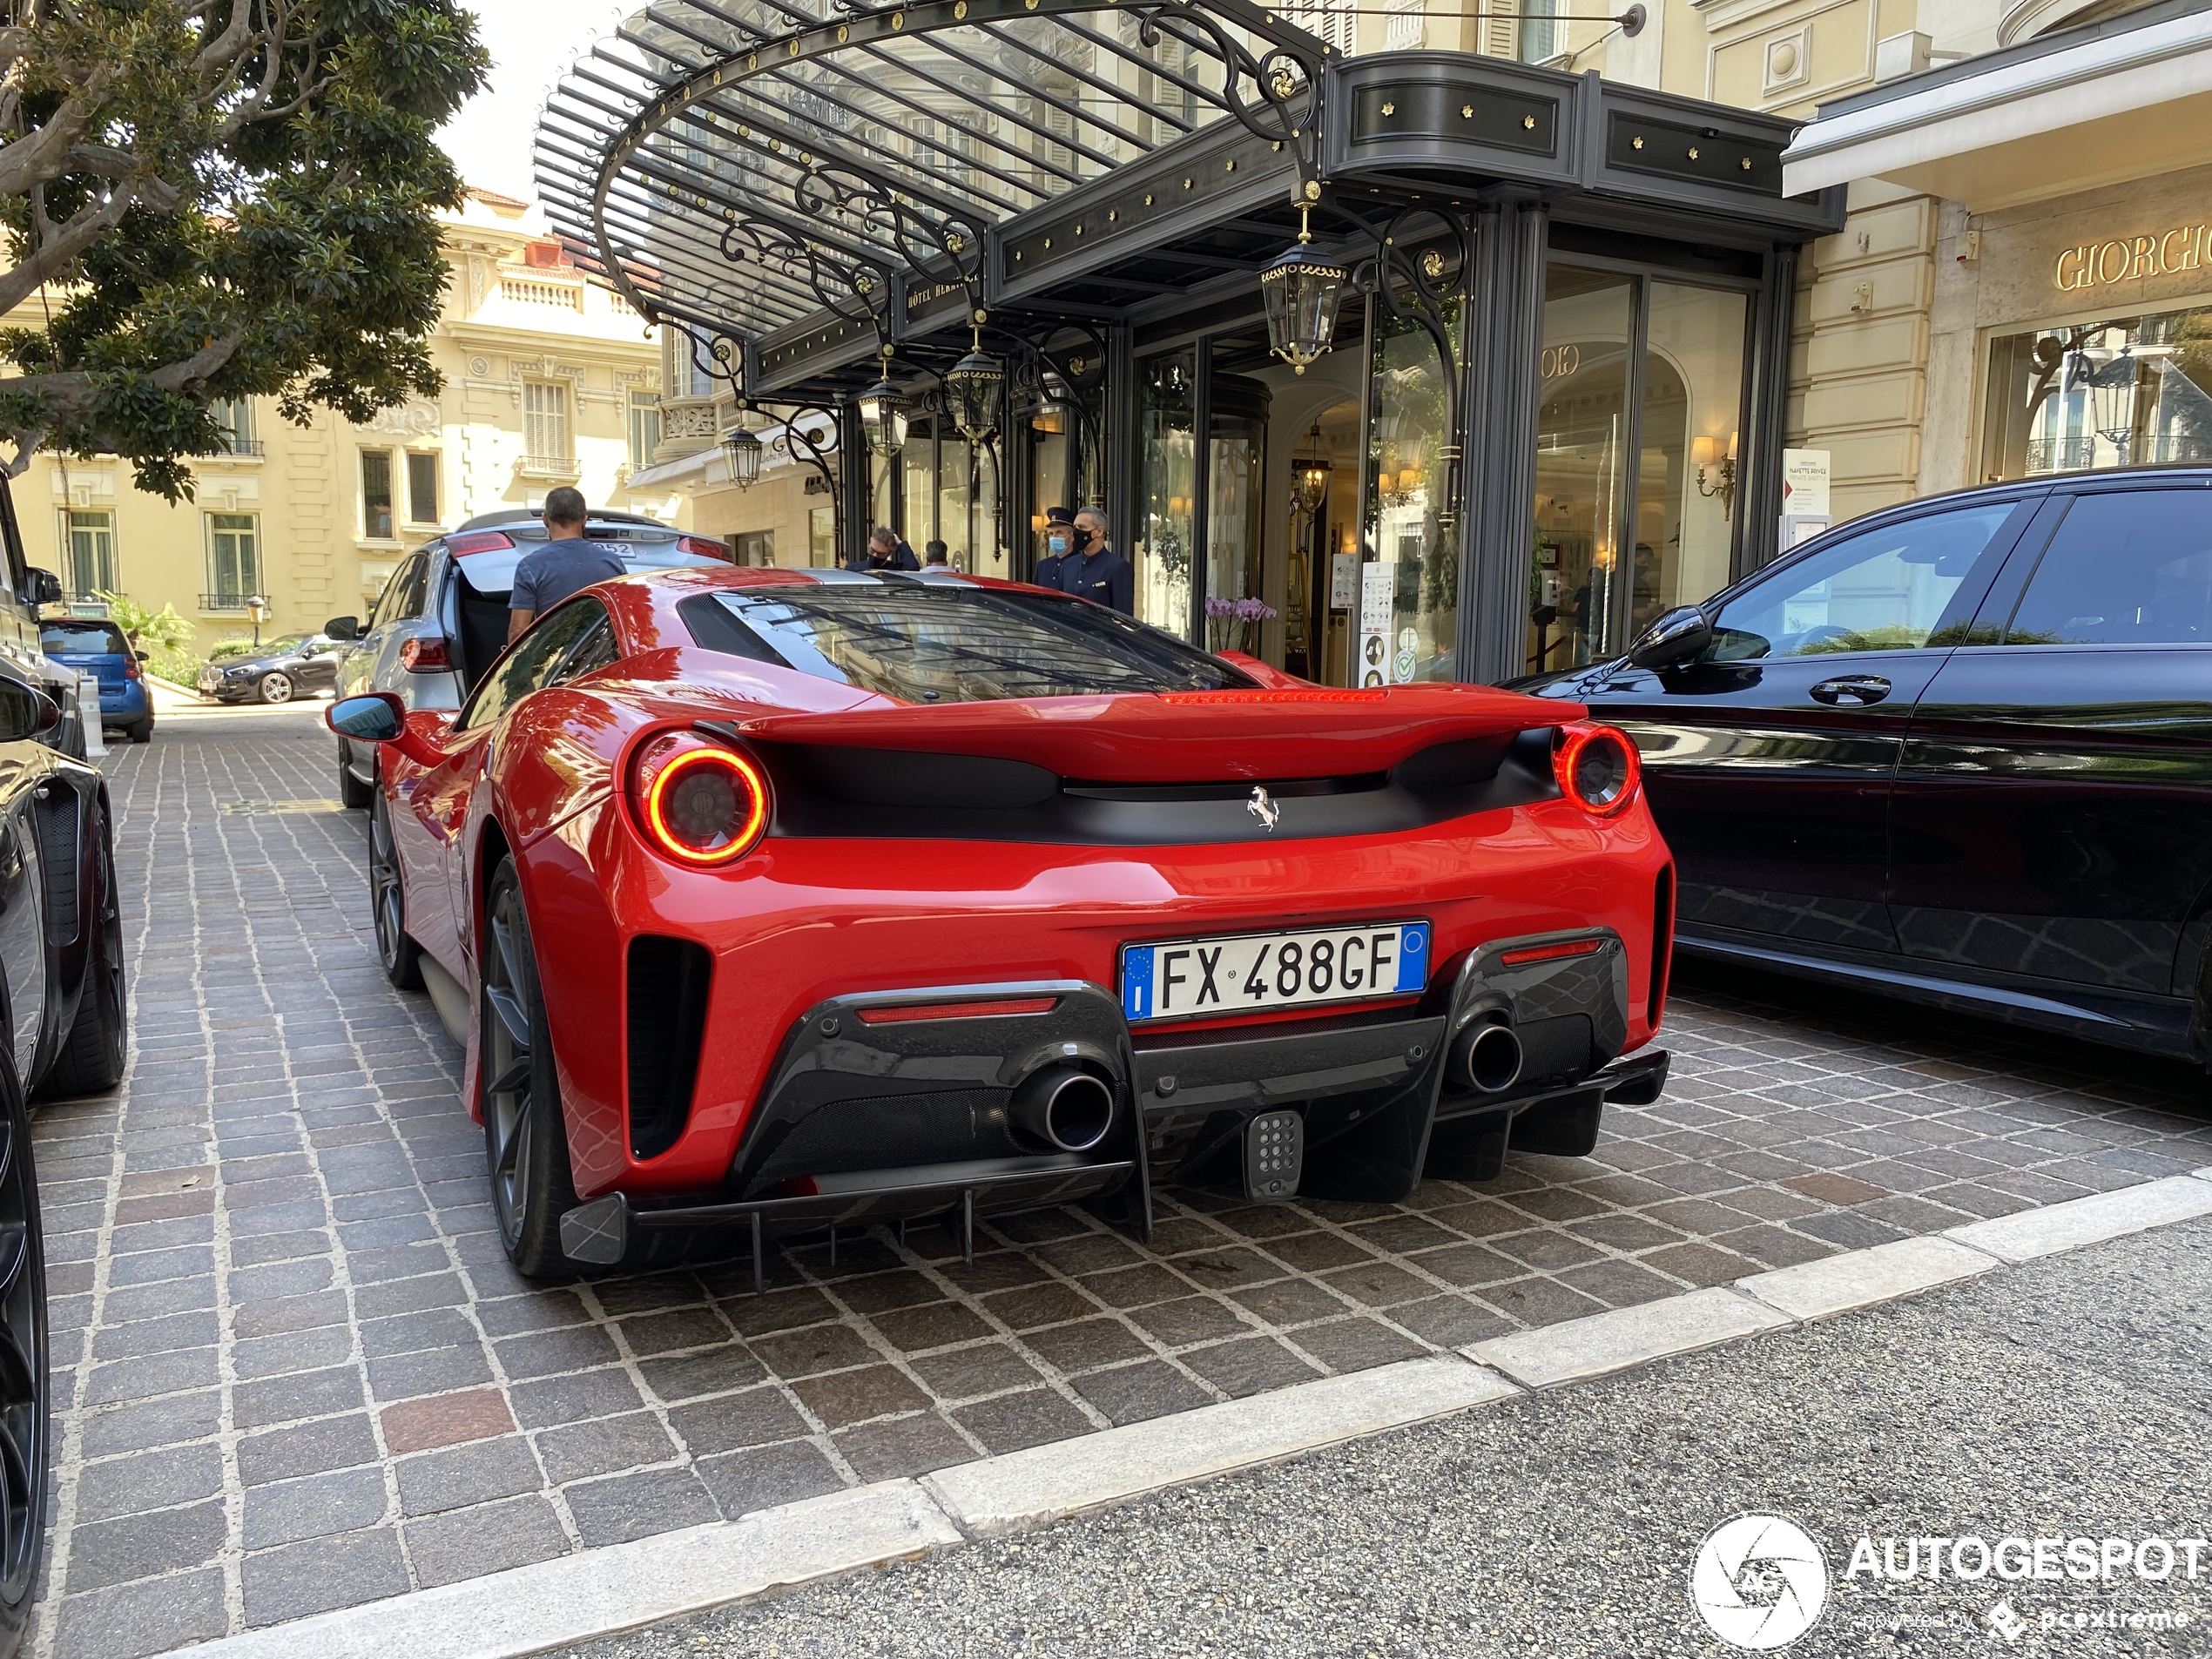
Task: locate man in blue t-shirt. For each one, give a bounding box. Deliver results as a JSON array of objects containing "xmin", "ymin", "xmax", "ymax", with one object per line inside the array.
[{"xmin": 508, "ymin": 487, "xmax": 625, "ymax": 643}]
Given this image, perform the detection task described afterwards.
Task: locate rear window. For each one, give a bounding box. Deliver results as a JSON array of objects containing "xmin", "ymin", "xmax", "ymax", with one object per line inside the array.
[
  {"xmin": 680, "ymin": 583, "xmax": 1257, "ymax": 703},
  {"xmin": 42, "ymin": 623, "xmax": 127, "ymax": 655},
  {"xmin": 451, "ymin": 536, "xmax": 719, "ymax": 599}
]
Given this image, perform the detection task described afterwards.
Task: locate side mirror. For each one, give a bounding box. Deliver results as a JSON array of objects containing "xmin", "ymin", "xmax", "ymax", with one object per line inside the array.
[
  {"xmin": 0, "ymin": 678, "xmax": 61, "ymax": 744},
  {"xmin": 327, "ymin": 692, "xmax": 447, "ymax": 768},
  {"xmin": 324, "ymin": 616, "xmax": 360, "ymax": 642},
  {"xmin": 1626, "ymin": 605, "xmax": 1712, "ymax": 671},
  {"xmin": 327, "ymin": 692, "xmax": 405, "ymax": 743},
  {"xmin": 23, "ymin": 569, "xmax": 62, "ymax": 607}
]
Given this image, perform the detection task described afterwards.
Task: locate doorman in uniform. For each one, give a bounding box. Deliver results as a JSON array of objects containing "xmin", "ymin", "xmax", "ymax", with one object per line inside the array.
[{"xmin": 1042, "ymin": 507, "xmax": 1133, "ymax": 615}]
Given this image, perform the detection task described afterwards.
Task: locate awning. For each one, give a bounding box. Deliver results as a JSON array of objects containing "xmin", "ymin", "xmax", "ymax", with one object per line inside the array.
[
  {"xmin": 1781, "ymin": 0, "xmax": 2212, "ymax": 210},
  {"xmin": 534, "ymin": 0, "xmax": 1330, "ymax": 384}
]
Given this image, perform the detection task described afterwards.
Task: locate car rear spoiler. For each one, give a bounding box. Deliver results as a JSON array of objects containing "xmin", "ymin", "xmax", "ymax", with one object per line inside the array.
[{"xmin": 730, "ymin": 685, "xmax": 1587, "ymax": 783}]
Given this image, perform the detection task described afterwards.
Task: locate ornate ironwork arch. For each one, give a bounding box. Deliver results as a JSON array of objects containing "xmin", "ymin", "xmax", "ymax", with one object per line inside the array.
[{"xmin": 536, "ymin": 0, "xmax": 1332, "ymax": 390}]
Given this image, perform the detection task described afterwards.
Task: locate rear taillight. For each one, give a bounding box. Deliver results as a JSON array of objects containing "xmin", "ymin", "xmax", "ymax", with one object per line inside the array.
[
  {"xmin": 627, "ymin": 732, "xmax": 770, "ymax": 866},
  {"xmin": 122, "ymin": 656, "xmax": 141, "ymax": 680},
  {"xmin": 399, "ymin": 636, "xmax": 450, "ymax": 672},
  {"xmin": 1553, "ymin": 723, "xmax": 1641, "ymax": 816},
  {"xmin": 445, "ymin": 530, "xmax": 515, "ymax": 556},
  {"xmin": 678, "ymin": 535, "xmax": 732, "ymax": 562}
]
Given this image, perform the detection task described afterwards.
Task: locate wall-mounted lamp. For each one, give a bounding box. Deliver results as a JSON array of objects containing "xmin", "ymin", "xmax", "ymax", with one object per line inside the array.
[{"xmin": 1693, "ymin": 431, "xmax": 1738, "ymax": 519}]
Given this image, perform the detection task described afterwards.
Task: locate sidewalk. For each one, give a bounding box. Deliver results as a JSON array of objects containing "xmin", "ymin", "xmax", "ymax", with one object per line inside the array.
[{"xmin": 552, "ymin": 1211, "xmax": 2212, "ymax": 1659}]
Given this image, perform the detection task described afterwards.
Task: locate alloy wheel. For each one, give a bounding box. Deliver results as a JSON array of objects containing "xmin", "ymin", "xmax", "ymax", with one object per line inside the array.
[
  {"xmin": 0, "ymin": 1091, "xmax": 47, "ymax": 1611},
  {"xmin": 369, "ymin": 794, "xmax": 406, "ymax": 975},
  {"xmin": 482, "ymin": 880, "xmax": 536, "ymax": 1251},
  {"xmin": 260, "ymin": 672, "xmax": 293, "ymax": 704}
]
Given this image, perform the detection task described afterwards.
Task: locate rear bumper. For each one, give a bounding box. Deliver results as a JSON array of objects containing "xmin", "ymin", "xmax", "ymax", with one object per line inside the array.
[{"xmin": 556, "ymin": 931, "xmax": 1668, "ymax": 1266}]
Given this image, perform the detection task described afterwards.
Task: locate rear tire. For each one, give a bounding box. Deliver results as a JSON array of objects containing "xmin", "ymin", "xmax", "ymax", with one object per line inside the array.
[
  {"xmin": 39, "ymin": 799, "xmax": 125, "ymax": 1100},
  {"xmin": 0, "ymin": 1042, "xmax": 49, "ymax": 1659},
  {"xmin": 125, "ymin": 718, "xmax": 152, "ymax": 745},
  {"xmin": 369, "ymin": 789, "xmax": 423, "ymax": 991},
  {"xmin": 337, "ymin": 744, "xmax": 373, "ymax": 808},
  {"xmin": 481, "ymin": 857, "xmax": 582, "ymax": 1278}
]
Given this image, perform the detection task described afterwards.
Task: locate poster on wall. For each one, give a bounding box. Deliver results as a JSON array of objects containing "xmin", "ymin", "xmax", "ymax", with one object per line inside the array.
[
  {"xmin": 1330, "ymin": 552, "xmax": 1359, "ymax": 610},
  {"xmin": 1358, "ymin": 562, "xmax": 1394, "ymax": 687},
  {"xmin": 1780, "ymin": 448, "xmax": 1832, "ymax": 555}
]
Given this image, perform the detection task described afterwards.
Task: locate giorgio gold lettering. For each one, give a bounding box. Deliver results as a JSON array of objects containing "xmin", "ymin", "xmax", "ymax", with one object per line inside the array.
[{"xmin": 2052, "ymin": 220, "xmax": 2212, "ymax": 289}]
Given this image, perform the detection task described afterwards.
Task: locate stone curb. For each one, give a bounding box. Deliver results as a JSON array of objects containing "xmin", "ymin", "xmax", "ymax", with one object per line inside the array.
[
  {"xmin": 152, "ymin": 1177, "xmax": 2212, "ymax": 1659},
  {"xmin": 1941, "ymin": 1172, "xmax": 2212, "ymax": 1264},
  {"xmin": 1733, "ymin": 1235, "xmax": 1999, "ymax": 1323},
  {"xmin": 922, "ymin": 1354, "xmax": 1518, "ymax": 1535},
  {"xmin": 165, "ymin": 1480, "xmax": 960, "ymax": 1659},
  {"xmin": 1463, "ymin": 1285, "xmax": 1790, "ymax": 1388}
]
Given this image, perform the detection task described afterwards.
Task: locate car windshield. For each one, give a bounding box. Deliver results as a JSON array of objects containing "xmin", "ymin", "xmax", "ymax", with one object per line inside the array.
[
  {"xmin": 41, "ymin": 623, "xmax": 127, "ymax": 654},
  {"xmin": 257, "ymin": 635, "xmax": 309, "ymax": 656},
  {"xmin": 683, "ymin": 582, "xmax": 1257, "ymax": 703}
]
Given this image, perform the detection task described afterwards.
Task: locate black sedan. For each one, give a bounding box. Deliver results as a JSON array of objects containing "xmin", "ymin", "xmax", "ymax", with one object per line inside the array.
[
  {"xmin": 0, "ymin": 671, "xmax": 128, "ymax": 1654},
  {"xmin": 195, "ymin": 634, "xmax": 345, "ymax": 705},
  {"xmin": 1515, "ymin": 465, "xmax": 2212, "ymax": 1065}
]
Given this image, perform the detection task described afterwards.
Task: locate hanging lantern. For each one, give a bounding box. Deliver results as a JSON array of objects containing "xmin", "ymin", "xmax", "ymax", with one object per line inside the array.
[
  {"xmin": 2064, "ymin": 345, "xmax": 2141, "ymax": 457},
  {"xmin": 1032, "ymin": 368, "xmax": 1075, "ymax": 435},
  {"xmin": 1262, "ymin": 203, "xmax": 1346, "ymax": 377},
  {"xmin": 721, "ymin": 425, "xmax": 762, "ymax": 490},
  {"xmin": 947, "ymin": 309, "xmax": 1003, "ymax": 442},
  {"xmin": 1291, "ymin": 421, "xmax": 1331, "ymax": 516},
  {"xmin": 858, "ymin": 363, "xmax": 909, "ymax": 460}
]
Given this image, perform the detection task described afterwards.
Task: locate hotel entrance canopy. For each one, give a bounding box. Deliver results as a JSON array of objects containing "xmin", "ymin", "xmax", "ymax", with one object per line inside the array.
[{"xmin": 535, "ymin": 0, "xmax": 1838, "ymax": 397}]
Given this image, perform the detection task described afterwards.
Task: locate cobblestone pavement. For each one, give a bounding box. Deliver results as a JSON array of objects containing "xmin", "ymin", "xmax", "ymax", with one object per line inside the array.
[{"xmin": 27, "ymin": 712, "xmax": 2212, "ymax": 1657}]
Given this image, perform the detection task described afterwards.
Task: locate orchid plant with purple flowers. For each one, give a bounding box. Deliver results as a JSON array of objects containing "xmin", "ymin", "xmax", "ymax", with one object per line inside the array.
[{"xmin": 1204, "ymin": 594, "xmax": 1278, "ymax": 654}]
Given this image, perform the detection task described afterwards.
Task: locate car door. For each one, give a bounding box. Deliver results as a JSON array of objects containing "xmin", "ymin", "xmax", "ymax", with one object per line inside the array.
[
  {"xmin": 1888, "ymin": 480, "xmax": 2212, "ymax": 1000},
  {"xmin": 341, "ymin": 554, "xmax": 428, "ymax": 775},
  {"xmin": 296, "ymin": 637, "xmax": 341, "ymax": 691},
  {"xmin": 1604, "ymin": 496, "xmax": 2037, "ymax": 954},
  {"xmin": 416, "ymin": 599, "xmax": 612, "ymax": 965},
  {"xmin": 0, "ymin": 743, "xmax": 45, "ymax": 1079}
]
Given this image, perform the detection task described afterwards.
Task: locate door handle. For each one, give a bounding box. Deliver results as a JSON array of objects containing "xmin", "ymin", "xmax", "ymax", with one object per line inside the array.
[{"xmin": 1809, "ymin": 674, "xmax": 1892, "ymax": 706}]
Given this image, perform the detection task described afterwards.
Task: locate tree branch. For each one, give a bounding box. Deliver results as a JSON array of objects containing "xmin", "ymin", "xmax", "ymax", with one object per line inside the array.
[
  {"xmin": 0, "ymin": 179, "xmax": 179, "ymax": 318},
  {"xmin": 0, "ymin": 71, "xmax": 111, "ymax": 201}
]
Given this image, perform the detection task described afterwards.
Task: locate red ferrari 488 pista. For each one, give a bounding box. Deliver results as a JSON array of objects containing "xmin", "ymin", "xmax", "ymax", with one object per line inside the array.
[{"xmin": 329, "ymin": 566, "xmax": 1673, "ymax": 1278}]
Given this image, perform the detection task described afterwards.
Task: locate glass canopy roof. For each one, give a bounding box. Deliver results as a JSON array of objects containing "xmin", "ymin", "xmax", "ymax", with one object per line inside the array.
[{"xmin": 534, "ymin": 0, "xmax": 1331, "ymax": 370}]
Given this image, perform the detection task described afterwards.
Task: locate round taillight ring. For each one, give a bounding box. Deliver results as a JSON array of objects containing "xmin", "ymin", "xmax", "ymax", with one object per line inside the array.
[
  {"xmin": 1554, "ymin": 723, "xmax": 1641, "ymax": 816},
  {"xmin": 637, "ymin": 743, "xmax": 770, "ymax": 865}
]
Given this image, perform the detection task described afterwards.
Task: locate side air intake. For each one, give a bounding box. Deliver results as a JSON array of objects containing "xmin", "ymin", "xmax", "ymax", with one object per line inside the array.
[{"xmin": 626, "ymin": 935, "xmax": 711, "ymax": 1161}]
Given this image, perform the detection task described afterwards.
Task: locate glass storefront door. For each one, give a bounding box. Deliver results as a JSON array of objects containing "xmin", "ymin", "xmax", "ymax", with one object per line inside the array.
[
  {"xmin": 1366, "ymin": 302, "xmax": 1460, "ymax": 684},
  {"xmin": 1531, "ymin": 266, "xmax": 1750, "ymax": 672},
  {"xmin": 1533, "ymin": 269, "xmax": 1634, "ymax": 674},
  {"xmin": 1204, "ymin": 371, "xmax": 1268, "ymax": 653},
  {"xmin": 1136, "ymin": 349, "xmax": 1197, "ymax": 638}
]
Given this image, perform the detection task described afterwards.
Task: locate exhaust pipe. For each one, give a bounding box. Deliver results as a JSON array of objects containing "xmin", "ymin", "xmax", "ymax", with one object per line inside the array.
[
  {"xmin": 1011, "ymin": 1066, "xmax": 1115, "ymax": 1153},
  {"xmin": 1453, "ymin": 1019, "xmax": 1524, "ymax": 1094}
]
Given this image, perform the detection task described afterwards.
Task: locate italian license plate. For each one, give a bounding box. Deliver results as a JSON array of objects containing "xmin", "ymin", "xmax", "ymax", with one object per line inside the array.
[{"xmin": 1120, "ymin": 920, "xmax": 1430, "ymax": 1025}]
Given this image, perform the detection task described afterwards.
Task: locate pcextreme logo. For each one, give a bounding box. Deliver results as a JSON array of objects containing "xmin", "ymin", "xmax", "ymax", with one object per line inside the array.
[{"xmin": 1690, "ymin": 1514, "xmax": 1831, "ymax": 1650}]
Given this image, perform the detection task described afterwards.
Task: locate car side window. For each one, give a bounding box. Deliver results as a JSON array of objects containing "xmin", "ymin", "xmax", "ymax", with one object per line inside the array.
[
  {"xmin": 395, "ymin": 554, "xmax": 431, "ymax": 622},
  {"xmin": 550, "ymin": 614, "xmax": 621, "ymax": 685},
  {"xmin": 1706, "ymin": 503, "xmax": 2020, "ymax": 661},
  {"xmin": 366, "ymin": 563, "xmax": 408, "ymax": 631},
  {"xmin": 457, "ymin": 598, "xmax": 607, "ymax": 731},
  {"xmin": 2000, "ymin": 489, "xmax": 2212, "ymax": 646}
]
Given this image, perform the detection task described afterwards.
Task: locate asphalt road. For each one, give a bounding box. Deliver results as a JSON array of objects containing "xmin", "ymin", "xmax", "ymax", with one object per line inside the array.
[{"xmin": 560, "ymin": 1216, "xmax": 2212, "ymax": 1658}]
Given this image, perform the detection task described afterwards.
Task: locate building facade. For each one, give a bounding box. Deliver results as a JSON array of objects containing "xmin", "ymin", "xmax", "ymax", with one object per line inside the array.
[{"xmin": 11, "ymin": 190, "xmax": 684, "ymax": 657}]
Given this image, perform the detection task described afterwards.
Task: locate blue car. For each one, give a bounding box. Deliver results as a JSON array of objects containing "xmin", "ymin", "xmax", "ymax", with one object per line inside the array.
[{"xmin": 40, "ymin": 619, "xmax": 152, "ymax": 744}]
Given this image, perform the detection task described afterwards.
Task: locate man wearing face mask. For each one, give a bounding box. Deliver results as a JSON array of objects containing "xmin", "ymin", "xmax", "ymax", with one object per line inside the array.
[
  {"xmin": 1045, "ymin": 506, "xmax": 1134, "ymax": 615},
  {"xmin": 1035, "ymin": 504, "xmax": 1078, "ymax": 590}
]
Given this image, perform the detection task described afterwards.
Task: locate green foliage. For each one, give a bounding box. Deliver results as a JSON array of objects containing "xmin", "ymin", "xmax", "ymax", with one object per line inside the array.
[
  {"xmin": 93, "ymin": 590, "xmax": 192, "ymax": 654},
  {"xmin": 144, "ymin": 647, "xmax": 204, "ymax": 687},
  {"xmin": 0, "ymin": 0, "xmax": 489, "ymax": 499},
  {"xmin": 207, "ymin": 638, "xmax": 259, "ymax": 661}
]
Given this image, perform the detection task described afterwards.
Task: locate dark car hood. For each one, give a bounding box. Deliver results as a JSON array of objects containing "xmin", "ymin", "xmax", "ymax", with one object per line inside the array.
[{"xmin": 1501, "ymin": 658, "xmax": 1657, "ymax": 701}]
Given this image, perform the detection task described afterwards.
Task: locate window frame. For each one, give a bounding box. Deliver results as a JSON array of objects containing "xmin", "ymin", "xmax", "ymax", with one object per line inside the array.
[
  {"xmin": 206, "ymin": 512, "xmax": 261, "ymax": 604},
  {"xmin": 406, "ymin": 451, "xmax": 440, "ymax": 528},
  {"xmin": 628, "ymin": 392, "xmax": 662, "ymax": 471},
  {"xmin": 361, "ymin": 448, "xmax": 397, "ymax": 541},
  {"xmin": 523, "ymin": 380, "xmax": 573, "ymax": 463},
  {"xmin": 1971, "ymin": 481, "xmax": 2212, "ymax": 650},
  {"xmin": 59, "ymin": 508, "xmax": 117, "ymax": 598}
]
